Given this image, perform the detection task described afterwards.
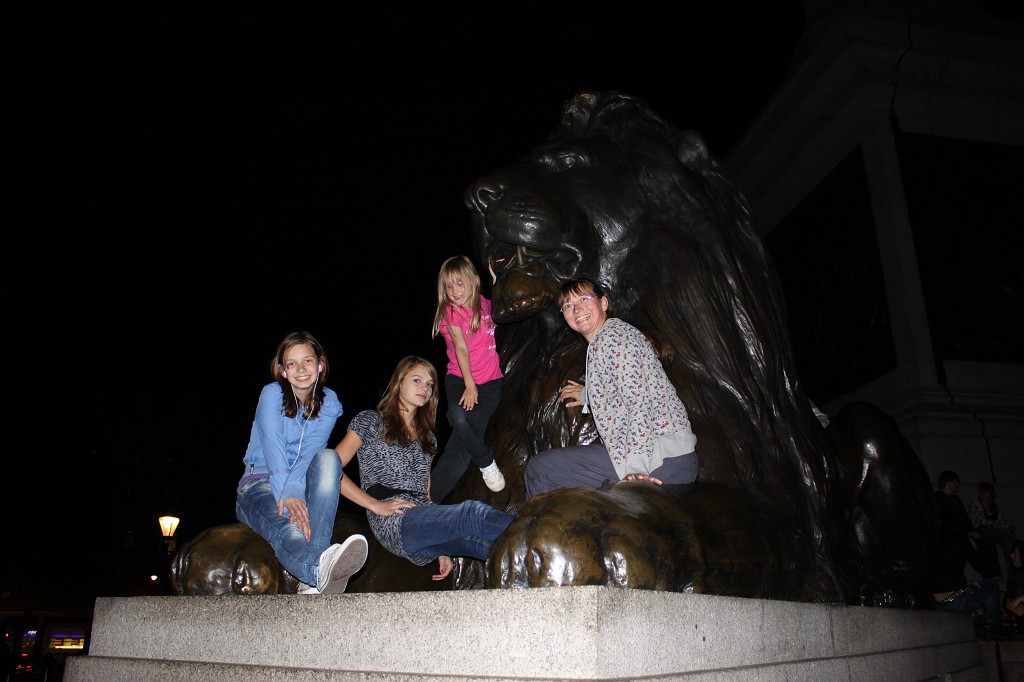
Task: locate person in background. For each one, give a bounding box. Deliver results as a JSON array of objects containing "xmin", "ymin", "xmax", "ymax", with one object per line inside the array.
[
  {"xmin": 931, "ymin": 470, "xmax": 1005, "ymax": 638},
  {"xmin": 429, "ymin": 255, "xmax": 506, "ymax": 501},
  {"xmin": 1002, "ymin": 541, "xmax": 1024, "ymax": 636},
  {"xmin": 969, "ymin": 481, "xmax": 1019, "ymax": 566},
  {"xmin": 235, "ymin": 331, "xmax": 367, "ymax": 595}
]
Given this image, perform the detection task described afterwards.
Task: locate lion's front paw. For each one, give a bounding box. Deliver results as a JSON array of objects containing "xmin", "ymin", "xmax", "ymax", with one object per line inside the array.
[{"xmin": 487, "ymin": 483, "xmax": 706, "ymax": 591}]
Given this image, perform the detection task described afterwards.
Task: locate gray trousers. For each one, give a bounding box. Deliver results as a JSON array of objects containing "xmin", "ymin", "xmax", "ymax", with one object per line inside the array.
[{"xmin": 524, "ymin": 443, "xmax": 697, "ymax": 498}]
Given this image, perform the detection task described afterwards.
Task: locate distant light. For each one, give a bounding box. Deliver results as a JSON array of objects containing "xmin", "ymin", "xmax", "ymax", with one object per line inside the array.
[
  {"xmin": 158, "ymin": 516, "xmax": 180, "ymax": 537},
  {"xmin": 53, "ymin": 641, "xmax": 85, "ymax": 650},
  {"xmin": 150, "ymin": 575, "xmax": 158, "ymax": 582}
]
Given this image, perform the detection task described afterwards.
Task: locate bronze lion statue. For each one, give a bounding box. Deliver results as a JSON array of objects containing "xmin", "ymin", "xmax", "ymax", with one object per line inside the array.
[
  {"xmin": 171, "ymin": 523, "xmax": 297, "ymax": 595},
  {"xmin": 459, "ymin": 91, "xmax": 935, "ymax": 605},
  {"xmin": 172, "ymin": 91, "xmax": 935, "ymax": 604}
]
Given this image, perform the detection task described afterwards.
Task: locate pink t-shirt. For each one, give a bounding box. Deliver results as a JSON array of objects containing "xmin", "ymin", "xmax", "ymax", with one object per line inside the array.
[{"xmin": 439, "ymin": 295, "xmax": 503, "ymax": 384}]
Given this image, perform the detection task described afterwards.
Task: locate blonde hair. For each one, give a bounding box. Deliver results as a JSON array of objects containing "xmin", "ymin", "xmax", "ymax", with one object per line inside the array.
[{"xmin": 431, "ymin": 255, "xmax": 482, "ymax": 338}]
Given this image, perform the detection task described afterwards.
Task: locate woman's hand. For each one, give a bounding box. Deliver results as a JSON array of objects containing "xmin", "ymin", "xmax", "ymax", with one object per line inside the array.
[
  {"xmin": 279, "ymin": 497, "xmax": 311, "ymax": 541},
  {"xmin": 459, "ymin": 384, "xmax": 479, "ymax": 411},
  {"xmin": 559, "ymin": 380, "xmax": 584, "ymax": 408},
  {"xmin": 433, "ymin": 556, "xmax": 453, "ymax": 581},
  {"xmin": 374, "ymin": 498, "xmax": 417, "ymax": 517},
  {"xmin": 623, "ymin": 472, "xmax": 663, "ymax": 486}
]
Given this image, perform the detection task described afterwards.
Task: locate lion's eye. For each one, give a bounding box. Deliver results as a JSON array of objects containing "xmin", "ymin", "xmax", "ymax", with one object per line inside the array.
[{"xmin": 552, "ymin": 153, "xmax": 580, "ymax": 171}]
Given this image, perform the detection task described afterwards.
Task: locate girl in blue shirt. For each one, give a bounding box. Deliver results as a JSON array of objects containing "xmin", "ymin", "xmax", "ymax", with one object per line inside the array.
[{"xmin": 235, "ymin": 331, "xmax": 368, "ymax": 594}]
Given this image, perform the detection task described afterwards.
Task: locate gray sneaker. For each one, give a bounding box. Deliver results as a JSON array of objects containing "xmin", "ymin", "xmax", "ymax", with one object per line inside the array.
[
  {"xmin": 296, "ymin": 581, "xmax": 320, "ymax": 595},
  {"xmin": 317, "ymin": 534, "xmax": 368, "ymax": 595}
]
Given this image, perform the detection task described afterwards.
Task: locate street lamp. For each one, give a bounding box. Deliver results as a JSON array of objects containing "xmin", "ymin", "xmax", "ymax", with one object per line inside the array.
[{"xmin": 158, "ymin": 515, "xmax": 179, "ymax": 554}]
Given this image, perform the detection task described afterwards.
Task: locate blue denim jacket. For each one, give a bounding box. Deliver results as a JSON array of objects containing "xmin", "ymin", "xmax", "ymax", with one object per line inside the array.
[{"xmin": 238, "ymin": 382, "xmax": 342, "ymax": 505}]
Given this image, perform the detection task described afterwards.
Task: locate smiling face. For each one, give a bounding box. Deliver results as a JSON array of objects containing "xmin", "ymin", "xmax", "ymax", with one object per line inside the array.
[
  {"xmin": 559, "ymin": 285, "xmax": 608, "ymax": 342},
  {"xmin": 281, "ymin": 343, "xmax": 321, "ymax": 396},
  {"xmin": 398, "ymin": 364, "xmax": 436, "ymax": 413},
  {"xmin": 445, "ymin": 276, "xmax": 469, "ymax": 308}
]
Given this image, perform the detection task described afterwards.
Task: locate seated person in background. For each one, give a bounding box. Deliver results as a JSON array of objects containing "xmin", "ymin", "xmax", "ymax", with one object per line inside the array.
[
  {"xmin": 969, "ymin": 482, "xmax": 1019, "ymax": 565},
  {"xmin": 1003, "ymin": 542, "xmax": 1024, "ymax": 617}
]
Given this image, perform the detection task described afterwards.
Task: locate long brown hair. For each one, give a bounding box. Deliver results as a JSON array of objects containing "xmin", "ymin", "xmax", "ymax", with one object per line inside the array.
[
  {"xmin": 376, "ymin": 356, "xmax": 439, "ymax": 455},
  {"xmin": 270, "ymin": 331, "xmax": 329, "ymax": 419}
]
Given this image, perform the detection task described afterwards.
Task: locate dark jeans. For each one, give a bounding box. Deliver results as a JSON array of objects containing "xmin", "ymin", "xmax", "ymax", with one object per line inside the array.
[
  {"xmin": 431, "ymin": 375, "xmax": 502, "ymax": 502},
  {"xmin": 400, "ymin": 500, "xmax": 514, "ymax": 562},
  {"xmin": 935, "ymin": 579, "xmax": 1002, "ymax": 625},
  {"xmin": 981, "ymin": 526, "xmax": 1019, "ymax": 562},
  {"xmin": 968, "ymin": 533, "xmax": 1003, "ymax": 580}
]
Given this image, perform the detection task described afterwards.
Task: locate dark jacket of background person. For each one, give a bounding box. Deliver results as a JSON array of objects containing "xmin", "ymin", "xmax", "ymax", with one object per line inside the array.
[{"xmin": 931, "ymin": 489, "xmax": 974, "ymax": 593}]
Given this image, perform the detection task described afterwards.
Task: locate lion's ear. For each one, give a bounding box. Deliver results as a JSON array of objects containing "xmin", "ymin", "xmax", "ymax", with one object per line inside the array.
[{"xmin": 675, "ymin": 130, "xmax": 713, "ymax": 175}]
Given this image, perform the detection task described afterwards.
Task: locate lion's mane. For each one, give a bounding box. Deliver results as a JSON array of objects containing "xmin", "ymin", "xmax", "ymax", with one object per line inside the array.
[{"xmin": 468, "ymin": 92, "xmax": 842, "ymax": 599}]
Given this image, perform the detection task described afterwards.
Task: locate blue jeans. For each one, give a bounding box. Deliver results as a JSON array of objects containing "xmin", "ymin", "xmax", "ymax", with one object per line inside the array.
[
  {"xmin": 935, "ymin": 579, "xmax": 1002, "ymax": 625},
  {"xmin": 400, "ymin": 500, "xmax": 514, "ymax": 562},
  {"xmin": 525, "ymin": 443, "xmax": 698, "ymax": 497},
  {"xmin": 236, "ymin": 448, "xmax": 341, "ymax": 586},
  {"xmin": 981, "ymin": 526, "xmax": 1019, "ymax": 561},
  {"xmin": 430, "ymin": 375, "xmax": 502, "ymax": 502}
]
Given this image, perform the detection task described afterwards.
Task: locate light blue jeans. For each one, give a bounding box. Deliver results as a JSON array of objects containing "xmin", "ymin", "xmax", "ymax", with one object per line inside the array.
[
  {"xmin": 236, "ymin": 449, "xmax": 341, "ymax": 586},
  {"xmin": 400, "ymin": 500, "xmax": 514, "ymax": 562}
]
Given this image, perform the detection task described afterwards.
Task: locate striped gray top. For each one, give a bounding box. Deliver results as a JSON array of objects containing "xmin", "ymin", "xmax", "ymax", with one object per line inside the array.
[{"xmin": 350, "ymin": 410, "xmax": 435, "ymax": 565}]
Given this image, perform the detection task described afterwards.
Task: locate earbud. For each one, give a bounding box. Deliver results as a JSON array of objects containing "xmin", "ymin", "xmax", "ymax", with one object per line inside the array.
[
  {"xmin": 282, "ymin": 371, "xmax": 288, "ymax": 378},
  {"xmin": 319, "ymin": 364, "xmax": 324, "ymax": 373}
]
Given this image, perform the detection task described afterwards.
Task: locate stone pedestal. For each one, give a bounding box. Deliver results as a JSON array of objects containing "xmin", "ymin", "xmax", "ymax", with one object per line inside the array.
[{"xmin": 66, "ymin": 586, "xmax": 987, "ymax": 681}]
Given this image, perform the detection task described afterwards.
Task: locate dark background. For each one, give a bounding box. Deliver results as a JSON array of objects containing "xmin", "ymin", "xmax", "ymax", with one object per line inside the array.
[{"xmin": 4, "ymin": 2, "xmax": 808, "ymax": 601}]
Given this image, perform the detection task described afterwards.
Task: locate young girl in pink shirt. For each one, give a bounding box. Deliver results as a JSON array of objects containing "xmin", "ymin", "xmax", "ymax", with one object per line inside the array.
[{"xmin": 429, "ymin": 256, "xmax": 505, "ymax": 501}]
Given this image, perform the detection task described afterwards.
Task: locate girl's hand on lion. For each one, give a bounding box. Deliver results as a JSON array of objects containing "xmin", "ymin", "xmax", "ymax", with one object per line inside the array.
[
  {"xmin": 624, "ymin": 473, "xmax": 663, "ymax": 486},
  {"xmin": 560, "ymin": 380, "xmax": 584, "ymax": 408}
]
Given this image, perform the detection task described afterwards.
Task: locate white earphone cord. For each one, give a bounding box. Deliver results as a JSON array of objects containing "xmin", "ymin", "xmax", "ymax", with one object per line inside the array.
[{"xmin": 292, "ymin": 370, "xmax": 320, "ymax": 467}]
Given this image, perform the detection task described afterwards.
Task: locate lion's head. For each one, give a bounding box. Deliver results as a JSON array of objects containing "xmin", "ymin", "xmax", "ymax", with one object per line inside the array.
[
  {"xmin": 170, "ymin": 523, "xmax": 296, "ymax": 595},
  {"xmin": 465, "ymin": 92, "xmax": 840, "ymax": 597}
]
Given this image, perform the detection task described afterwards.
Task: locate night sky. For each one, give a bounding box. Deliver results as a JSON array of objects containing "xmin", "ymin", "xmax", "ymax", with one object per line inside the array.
[{"xmin": 5, "ymin": 2, "xmax": 806, "ymax": 599}]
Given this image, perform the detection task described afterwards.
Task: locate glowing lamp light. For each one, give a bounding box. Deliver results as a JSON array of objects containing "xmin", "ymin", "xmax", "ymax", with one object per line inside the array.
[
  {"xmin": 158, "ymin": 516, "xmax": 180, "ymax": 537},
  {"xmin": 150, "ymin": 575, "xmax": 158, "ymax": 582}
]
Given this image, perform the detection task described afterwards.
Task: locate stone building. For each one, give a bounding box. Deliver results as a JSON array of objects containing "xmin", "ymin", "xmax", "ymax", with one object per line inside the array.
[{"xmin": 728, "ymin": 0, "xmax": 1024, "ymax": 517}]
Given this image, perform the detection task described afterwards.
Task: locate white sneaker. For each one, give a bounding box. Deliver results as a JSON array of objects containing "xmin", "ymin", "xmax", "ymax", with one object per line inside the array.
[
  {"xmin": 296, "ymin": 581, "xmax": 320, "ymax": 595},
  {"xmin": 317, "ymin": 534, "xmax": 368, "ymax": 595},
  {"xmin": 480, "ymin": 462, "xmax": 506, "ymax": 492}
]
